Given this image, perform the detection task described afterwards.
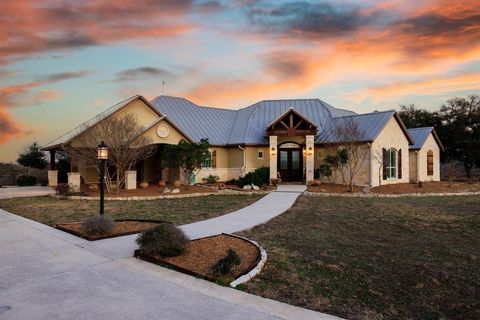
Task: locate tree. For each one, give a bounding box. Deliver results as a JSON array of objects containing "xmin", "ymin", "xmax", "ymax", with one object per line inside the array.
[
  {"xmin": 163, "ymin": 139, "xmax": 211, "ymax": 185},
  {"xmin": 65, "ymin": 113, "xmax": 156, "ymax": 193},
  {"xmin": 436, "ymin": 94, "xmax": 480, "ymax": 178},
  {"xmin": 399, "ymin": 104, "xmax": 440, "ymax": 128},
  {"xmin": 17, "ymin": 142, "xmax": 48, "ymax": 171}
]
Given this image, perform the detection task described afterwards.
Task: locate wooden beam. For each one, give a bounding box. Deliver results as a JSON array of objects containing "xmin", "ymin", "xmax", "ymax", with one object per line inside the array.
[
  {"xmin": 294, "ymin": 119, "xmax": 304, "ymax": 129},
  {"xmin": 280, "ymin": 120, "xmax": 290, "ymax": 130}
]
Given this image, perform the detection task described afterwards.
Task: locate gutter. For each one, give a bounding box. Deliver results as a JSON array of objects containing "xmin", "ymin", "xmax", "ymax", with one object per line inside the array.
[{"xmin": 238, "ymin": 145, "xmax": 246, "ymax": 177}]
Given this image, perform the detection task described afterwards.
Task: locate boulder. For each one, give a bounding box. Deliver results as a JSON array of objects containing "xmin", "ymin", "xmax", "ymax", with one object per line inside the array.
[
  {"xmin": 252, "ymin": 185, "xmax": 260, "ymax": 191},
  {"xmin": 242, "ymin": 185, "xmax": 252, "ymax": 190},
  {"xmin": 171, "ymin": 188, "xmax": 181, "ymax": 194},
  {"xmin": 162, "ymin": 188, "xmax": 171, "ymax": 193}
]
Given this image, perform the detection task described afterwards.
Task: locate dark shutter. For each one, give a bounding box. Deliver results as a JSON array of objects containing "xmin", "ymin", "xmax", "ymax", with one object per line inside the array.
[
  {"xmin": 212, "ymin": 150, "xmax": 217, "ymax": 168},
  {"xmin": 382, "ymin": 148, "xmax": 387, "ymax": 180},
  {"xmin": 398, "ymin": 149, "xmax": 402, "ymax": 179},
  {"xmin": 427, "ymin": 150, "xmax": 433, "ymax": 175}
]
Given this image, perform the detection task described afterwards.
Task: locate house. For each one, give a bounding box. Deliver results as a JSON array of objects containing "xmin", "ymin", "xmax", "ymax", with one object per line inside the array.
[
  {"xmin": 407, "ymin": 127, "xmax": 444, "ymax": 182},
  {"xmin": 42, "ymin": 95, "xmax": 442, "ymax": 188}
]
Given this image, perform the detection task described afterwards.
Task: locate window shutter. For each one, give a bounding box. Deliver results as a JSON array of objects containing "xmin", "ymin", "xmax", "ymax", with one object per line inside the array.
[
  {"xmin": 398, "ymin": 149, "xmax": 402, "ymax": 179},
  {"xmin": 382, "ymin": 148, "xmax": 387, "ymax": 180},
  {"xmin": 427, "ymin": 150, "xmax": 433, "ymax": 175},
  {"xmin": 212, "ymin": 150, "xmax": 217, "ymax": 168}
]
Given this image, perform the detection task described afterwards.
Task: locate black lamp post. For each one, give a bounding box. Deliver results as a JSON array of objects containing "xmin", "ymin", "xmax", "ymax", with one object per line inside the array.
[{"xmin": 97, "ymin": 141, "xmax": 108, "ymax": 216}]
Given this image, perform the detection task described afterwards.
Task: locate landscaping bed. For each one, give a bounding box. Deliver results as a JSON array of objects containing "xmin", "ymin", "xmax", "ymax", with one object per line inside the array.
[
  {"xmin": 82, "ymin": 184, "xmax": 214, "ymax": 198},
  {"xmin": 56, "ymin": 219, "xmax": 162, "ymax": 241},
  {"xmin": 371, "ymin": 181, "xmax": 480, "ymax": 194},
  {"xmin": 307, "ymin": 183, "xmax": 363, "ymax": 194},
  {"xmin": 135, "ymin": 234, "xmax": 260, "ymax": 283},
  {"xmin": 239, "ymin": 194, "xmax": 480, "ymax": 320}
]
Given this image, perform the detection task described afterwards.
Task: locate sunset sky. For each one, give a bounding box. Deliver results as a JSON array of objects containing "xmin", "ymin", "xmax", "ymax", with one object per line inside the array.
[{"xmin": 1, "ymin": 0, "xmax": 479, "ymax": 162}]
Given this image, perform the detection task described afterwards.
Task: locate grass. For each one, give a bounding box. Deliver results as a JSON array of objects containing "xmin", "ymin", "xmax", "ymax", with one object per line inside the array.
[
  {"xmin": 0, "ymin": 194, "xmax": 263, "ymax": 226},
  {"xmin": 238, "ymin": 195, "xmax": 480, "ymax": 320}
]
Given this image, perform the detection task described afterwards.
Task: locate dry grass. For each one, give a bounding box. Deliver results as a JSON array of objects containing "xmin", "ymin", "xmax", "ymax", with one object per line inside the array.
[
  {"xmin": 0, "ymin": 194, "xmax": 263, "ymax": 226},
  {"xmin": 239, "ymin": 195, "xmax": 480, "ymax": 320},
  {"xmin": 307, "ymin": 183, "xmax": 363, "ymax": 193},
  {"xmin": 371, "ymin": 181, "xmax": 480, "ymax": 194}
]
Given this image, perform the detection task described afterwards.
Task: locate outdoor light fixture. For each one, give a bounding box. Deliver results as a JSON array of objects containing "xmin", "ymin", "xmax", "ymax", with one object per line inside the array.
[
  {"xmin": 308, "ymin": 146, "xmax": 313, "ymax": 155},
  {"xmin": 303, "ymin": 148, "xmax": 306, "ymax": 155},
  {"xmin": 271, "ymin": 147, "xmax": 276, "ymax": 156},
  {"xmin": 97, "ymin": 141, "xmax": 108, "ymax": 216}
]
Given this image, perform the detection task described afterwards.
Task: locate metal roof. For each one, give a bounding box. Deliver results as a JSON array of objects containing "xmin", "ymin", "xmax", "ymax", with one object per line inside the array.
[{"xmin": 407, "ymin": 127, "xmax": 444, "ymax": 151}]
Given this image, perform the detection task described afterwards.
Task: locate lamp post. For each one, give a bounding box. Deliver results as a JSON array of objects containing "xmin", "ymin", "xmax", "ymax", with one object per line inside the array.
[{"xmin": 97, "ymin": 141, "xmax": 108, "ymax": 216}]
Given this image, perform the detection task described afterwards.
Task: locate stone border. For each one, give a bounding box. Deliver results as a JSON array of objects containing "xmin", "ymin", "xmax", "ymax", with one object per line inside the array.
[
  {"xmin": 304, "ymin": 190, "xmax": 480, "ymax": 198},
  {"xmin": 227, "ymin": 233, "xmax": 267, "ymax": 288},
  {"xmin": 49, "ymin": 190, "xmax": 271, "ymax": 201}
]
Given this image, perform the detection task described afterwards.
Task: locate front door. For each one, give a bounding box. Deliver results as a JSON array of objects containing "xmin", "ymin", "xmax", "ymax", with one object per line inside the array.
[{"xmin": 278, "ymin": 146, "xmax": 303, "ymax": 182}]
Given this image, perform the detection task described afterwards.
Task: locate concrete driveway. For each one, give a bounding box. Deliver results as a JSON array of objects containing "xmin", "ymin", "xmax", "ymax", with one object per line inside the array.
[
  {"xmin": 0, "ymin": 205, "xmax": 339, "ymax": 320},
  {"xmin": 0, "ymin": 186, "xmax": 55, "ymax": 199}
]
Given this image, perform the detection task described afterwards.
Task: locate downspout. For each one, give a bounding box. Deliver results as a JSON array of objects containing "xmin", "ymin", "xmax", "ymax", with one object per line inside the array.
[
  {"xmin": 415, "ymin": 150, "xmax": 419, "ymax": 182},
  {"xmin": 238, "ymin": 145, "xmax": 246, "ymax": 177},
  {"xmin": 367, "ymin": 143, "xmax": 372, "ymax": 187}
]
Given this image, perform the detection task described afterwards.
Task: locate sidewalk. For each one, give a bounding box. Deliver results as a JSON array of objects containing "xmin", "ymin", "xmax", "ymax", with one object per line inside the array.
[{"xmin": 0, "ymin": 186, "xmax": 55, "ymax": 199}]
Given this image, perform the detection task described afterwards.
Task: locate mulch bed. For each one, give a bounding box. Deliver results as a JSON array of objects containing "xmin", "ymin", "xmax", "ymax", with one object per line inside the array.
[
  {"xmin": 307, "ymin": 183, "xmax": 363, "ymax": 194},
  {"xmin": 135, "ymin": 234, "xmax": 260, "ymax": 283},
  {"xmin": 56, "ymin": 219, "xmax": 161, "ymax": 241},
  {"xmin": 81, "ymin": 185, "xmax": 215, "ymax": 198},
  {"xmin": 371, "ymin": 181, "xmax": 480, "ymax": 194}
]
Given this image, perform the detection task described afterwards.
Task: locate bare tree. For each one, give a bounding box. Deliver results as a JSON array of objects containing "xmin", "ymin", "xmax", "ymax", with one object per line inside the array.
[
  {"xmin": 329, "ymin": 118, "xmax": 370, "ymax": 192},
  {"xmin": 65, "ymin": 113, "xmax": 156, "ymax": 193}
]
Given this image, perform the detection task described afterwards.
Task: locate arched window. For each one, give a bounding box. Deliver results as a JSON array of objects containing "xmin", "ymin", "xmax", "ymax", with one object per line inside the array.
[
  {"xmin": 383, "ymin": 148, "xmax": 397, "ymax": 179},
  {"xmin": 427, "ymin": 150, "xmax": 433, "ymax": 176}
]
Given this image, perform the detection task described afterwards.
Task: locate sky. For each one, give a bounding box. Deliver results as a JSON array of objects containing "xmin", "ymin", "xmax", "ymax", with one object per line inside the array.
[{"xmin": 0, "ymin": 0, "xmax": 479, "ymax": 162}]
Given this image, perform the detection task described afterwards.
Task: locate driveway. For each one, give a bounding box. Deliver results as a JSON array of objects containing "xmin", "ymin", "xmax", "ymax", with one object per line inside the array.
[
  {"xmin": 0, "ymin": 208, "xmax": 339, "ymax": 320},
  {"xmin": 0, "ymin": 186, "xmax": 55, "ymax": 199}
]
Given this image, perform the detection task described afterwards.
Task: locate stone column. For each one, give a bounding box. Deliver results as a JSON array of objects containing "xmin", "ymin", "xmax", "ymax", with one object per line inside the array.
[
  {"xmin": 269, "ymin": 135, "xmax": 277, "ymax": 184},
  {"xmin": 67, "ymin": 172, "xmax": 81, "ymax": 193},
  {"xmin": 305, "ymin": 135, "xmax": 314, "ymax": 183},
  {"xmin": 125, "ymin": 170, "xmax": 137, "ymax": 190},
  {"xmin": 47, "ymin": 170, "xmax": 58, "ymax": 187}
]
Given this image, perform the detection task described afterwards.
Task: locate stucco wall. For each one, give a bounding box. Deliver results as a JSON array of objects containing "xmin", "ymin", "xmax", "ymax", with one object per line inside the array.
[
  {"xmin": 409, "ymin": 151, "xmax": 418, "ymax": 181},
  {"xmin": 371, "ymin": 116, "xmax": 410, "ymax": 187},
  {"xmin": 245, "ymin": 146, "xmax": 269, "ymax": 172},
  {"xmin": 416, "ymin": 134, "xmax": 441, "ymax": 182},
  {"xmin": 141, "ymin": 119, "xmax": 188, "ymax": 145}
]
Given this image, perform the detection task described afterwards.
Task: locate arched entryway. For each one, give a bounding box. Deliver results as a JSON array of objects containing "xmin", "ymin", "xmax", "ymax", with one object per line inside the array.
[{"xmin": 278, "ymin": 142, "xmax": 303, "ymax": 182}]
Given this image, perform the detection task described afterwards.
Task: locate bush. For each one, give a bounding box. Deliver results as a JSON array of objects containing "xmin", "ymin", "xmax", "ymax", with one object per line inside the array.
[
  {"xmin": 318, "ymin": 164, "xmax": 332, "ymax": 179},
  {"xmin": 210, "ymin": 249, "xmax": 241, "ymax": 276},
  {"xmin": 56, "ymin": 183, "xmax": 70, "ymax": 195},
  {"xmin": 237, "ymin": 167, "xmax": 269, "ymax": 187},
  {"xmin": 203, "ymin": 174, "xmax": 219, "ymax": 184},
  {"xmin": 82, "ymin": 215, "xmax": 115, "ymax": 236},
  {"xmin": 136, "ymin": 223, "xmax": 189, "ymax": 257},
  {"xmin": 16, "ymin": 175, "xmax": 37, "ymax": 186}
]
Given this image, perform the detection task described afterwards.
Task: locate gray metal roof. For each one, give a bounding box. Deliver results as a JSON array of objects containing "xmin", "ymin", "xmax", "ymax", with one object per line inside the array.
[
  {"xmin": 151, "ymin": 96, "xmax": 357, "ymax": 145},
  {"xmin": 407, "ymin": 127, "xmax": 443, "ymax": 151}
]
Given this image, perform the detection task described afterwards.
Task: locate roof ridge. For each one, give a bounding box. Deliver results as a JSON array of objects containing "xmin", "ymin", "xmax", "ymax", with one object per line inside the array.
[
  {"xmin": 333, "ymin": 109, "xmax": 395, "ymax": 119},
  {"xmin": 407, "ymin": 126, "xmax": 434, "ymax": 130}
]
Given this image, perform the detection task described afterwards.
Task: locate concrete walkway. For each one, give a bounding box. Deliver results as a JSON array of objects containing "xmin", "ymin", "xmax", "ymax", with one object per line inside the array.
[
  {"xmin": 0, "ymin": 207, "xmax": 339, "ymax": 320},
  {"xmin": 0, "ymin": 186, "xmax": 55, "ymax": 199}
]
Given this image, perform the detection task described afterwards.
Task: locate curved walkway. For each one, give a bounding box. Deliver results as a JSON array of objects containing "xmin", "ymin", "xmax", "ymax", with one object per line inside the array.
[{"xmin": 0, "ymin": 186, "xmax": 55, "ymax": 199}]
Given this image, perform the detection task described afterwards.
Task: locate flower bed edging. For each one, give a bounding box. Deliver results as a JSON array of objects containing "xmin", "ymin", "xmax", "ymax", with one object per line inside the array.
[
  {"xmin": 304, "ymin": 190, "xmax": 480, "ymax": 198},
  {"xmin": 49, "ymin": 190, "xmax": 271, "ymax": 201},
  {"xmin": 227, "ymin": 233, "xmax": 267, "ymax": 288}
]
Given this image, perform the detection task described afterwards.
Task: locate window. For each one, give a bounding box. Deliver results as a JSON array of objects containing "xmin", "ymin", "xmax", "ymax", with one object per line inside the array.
[
  {"xmin": 257, "ymin": 149, "xmax": 264, "ymax": 160},
  {"xmin": 383, "ymin": 148, "xmax": 397, "ymax": 179},
  {"xmin": 202, "ymin": 150, "xmax": 215, "ymax": 168},
  {"xmin": 427, "ymin": 150, "xmax": 433, "ymax": 176},
  {"xmin": 317, "ymin": 149, "xmax": 324, "ymax": 159}
]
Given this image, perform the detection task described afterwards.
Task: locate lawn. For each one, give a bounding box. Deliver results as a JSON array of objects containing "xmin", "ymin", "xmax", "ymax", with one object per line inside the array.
[
  {"xmin": 239, "ymin": 195, "xmax": 480, "ymax": 320},
  {"xmin": 0, "ymin": 194, "xmax": 263, "ymax": 226}
]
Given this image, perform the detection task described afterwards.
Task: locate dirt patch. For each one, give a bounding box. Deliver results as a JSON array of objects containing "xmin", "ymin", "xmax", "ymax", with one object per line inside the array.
[
  {"xmin": 307, "ymin": 183, "xmax": 363, "ymax": 194},
  {"xmin": 135, "ymin": 234, "xmax": 259, "ymax": 283},
  {"xmin": 81, "ymin": 184, "xmax": 215, "ymax": 198},
  {"xmin": 371, "ymin": 181, "xmax": 480, "ymax": 194},
  {"xmin": 56, "ymin": 220, "xmax": 160, "ymax": 240}
]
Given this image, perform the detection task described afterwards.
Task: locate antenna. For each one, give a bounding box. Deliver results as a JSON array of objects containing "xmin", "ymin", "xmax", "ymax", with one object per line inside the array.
[{"xmin": 162, "ymin": 81, "xmax": 165, "ymax": 95}]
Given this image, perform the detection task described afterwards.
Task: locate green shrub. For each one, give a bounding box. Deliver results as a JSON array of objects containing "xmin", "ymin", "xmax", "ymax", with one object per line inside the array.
[
  {"xmin": 82, "ymin": 215, "xmax": 115, "ymax": 236},
  {"xmin": 16, "ymin": 175, "xmax": 36, "ymax": 186},
  {"xmin": 210, "ymin": 249, "xmax": 241, "ymax": 276},
  {"xmin": 136, "ymin": 223, "xmax": 189, "ymax": 257},
  {"xmin": 203, "ymin": 174, "xmax": 219, "ymax": 184},
  {"xmin": 318, "ymin": 164, "xmax": 332, "ymax": 179},
  {"xmin": 237, "ymin": 166, "xmax": 269, "ymax": 187}
]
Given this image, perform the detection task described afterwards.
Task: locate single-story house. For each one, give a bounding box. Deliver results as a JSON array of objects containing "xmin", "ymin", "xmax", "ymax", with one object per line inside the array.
[{"xmin": 42, "ymin": 95, "xmax": 442, "ymax": 188}]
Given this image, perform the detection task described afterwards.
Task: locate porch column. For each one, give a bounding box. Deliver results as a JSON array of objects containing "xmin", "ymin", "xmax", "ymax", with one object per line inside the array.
[
  {"xmin": 269, "ymin": 135, "xmax": 277, "ymax": 184},
  {"xmin": 125, "ymin": 170, "xmax": 137, "ymax": 190},
  {"xmin": 49, "ymin": 150, "xmax": 56, "ymax": 170},
  {"xmin": 305, "ymin": 135, "xmax": 314, "ymax": 183}
]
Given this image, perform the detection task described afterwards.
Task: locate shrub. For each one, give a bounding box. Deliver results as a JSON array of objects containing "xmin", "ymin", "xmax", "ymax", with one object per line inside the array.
[
  {"xmin": 56, "ymin": 183, "xmax": 70, "ymax": 195},
  {"xmin": 82, "ymin": 215, "xmax": 115, "ymax": 236},
  {"xmin": 136, "ymin": 223, "xmax": 189, "ymax": 257},
  {"xmin": 16, "ymin": 175, "xmax": 37, "ymax": 186},
  {"xmin": 210, "ymin": 249, "xmax": 241, "ymax": 276},
  {"xmin": 318, "ymin": 164, "xmax": 332, "ymax": 179},
  {"xmin": 237, "ymin": 167, "xmax": 269, "ymax": 187},
  {"xmin": 203, "ymin": 174, "xmax": 219, "ymax": 184}
]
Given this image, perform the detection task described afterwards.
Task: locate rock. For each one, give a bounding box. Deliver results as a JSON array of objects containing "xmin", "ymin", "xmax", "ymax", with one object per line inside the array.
[
  {"xmin": 171, "ymin": 188, "xmax": 180, "ymax": 194},
  {"xmin": 252, "ymin": 185, "xmax": 260, "ymax": 191},
  {"xmin": 243, "ymin": 185, "xmax": 252, "ymax": 190},
  {"xmin": 162, "ymin": 188, "xmax": 171, "ymax": 193}
]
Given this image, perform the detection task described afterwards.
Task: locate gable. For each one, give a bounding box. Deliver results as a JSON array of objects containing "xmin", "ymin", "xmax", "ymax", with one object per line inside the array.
[{"xmin": 265, "ymin": 108, "xmax": 317, "ymax": 137}]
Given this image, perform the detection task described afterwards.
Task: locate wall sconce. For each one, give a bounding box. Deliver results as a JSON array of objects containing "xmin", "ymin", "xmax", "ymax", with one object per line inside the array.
[
  {"xmin": 308, "ymin": 146, "xmax": 313, "ymax": 155},
  {"xmin": 271, "ymin": 147, "xmax": 276, "ymax": 156},
  {"xmin": 302, "ymin": 148, "xmax": 306, "ymax": 155}
]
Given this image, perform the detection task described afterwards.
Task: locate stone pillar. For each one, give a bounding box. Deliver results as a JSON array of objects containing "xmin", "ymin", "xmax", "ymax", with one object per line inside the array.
[
  {"xmin": 269, "ymin": 135, "xmax": 277, "ymax": 184},
  {"xmin": 305, "ymin": 135, "xmax": 314, "ymax": 183},
  {"xmin": 47, "ymin": 170, "xmax": 58, "ymax": 187},
  {"xmin": 125, "ymin": 170, "xmax": 137, "ymax": 190},
  {"xmin": 67, "ymin": 172, "xmax": 81, "ymax": 193}
]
